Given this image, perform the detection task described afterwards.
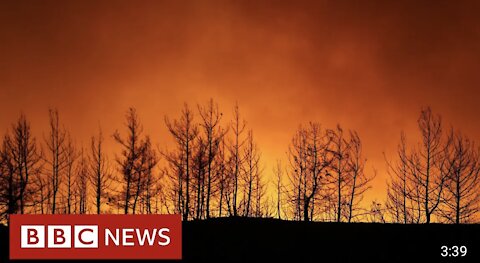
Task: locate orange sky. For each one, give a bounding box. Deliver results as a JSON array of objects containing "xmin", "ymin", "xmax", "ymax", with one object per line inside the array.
[{"xmin": 1, "ymin": 1, "xmax": 480, "ymax": 206}]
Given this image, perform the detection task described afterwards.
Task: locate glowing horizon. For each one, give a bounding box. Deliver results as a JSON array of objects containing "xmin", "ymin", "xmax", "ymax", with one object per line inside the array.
[{"xmin": 1, "ymin": 1, "xmax": 480, "ymax": 217}]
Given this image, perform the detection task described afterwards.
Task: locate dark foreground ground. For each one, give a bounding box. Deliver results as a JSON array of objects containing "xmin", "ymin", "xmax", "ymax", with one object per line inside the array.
[{"xmin": 1, "ymin": 217, "xmax": 479, "ymax": 262}]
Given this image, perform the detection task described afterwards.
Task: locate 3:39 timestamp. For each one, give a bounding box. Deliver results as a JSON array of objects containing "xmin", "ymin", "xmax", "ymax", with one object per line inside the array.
[{"xmin": 441, "ymin": 245, "xmax": 467, "ymax": 257}]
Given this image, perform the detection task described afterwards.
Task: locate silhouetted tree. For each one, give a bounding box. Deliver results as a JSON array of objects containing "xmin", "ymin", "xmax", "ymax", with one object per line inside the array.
[
  {"xmin": 131, "ymin": 138, "xmax": 158, "ymax": 214},
  {"xmin": 386, "ymin": 133, "xmax": 424, "ymax": 223},
  {"xmin": 140, "ymin": 145, "xmax": 160, "ymax": 214},
  {"xmin": 227, "ymin": 103, "xmax": 246, "ymax": 217},
  {"xmin": 114, "ymin": 107, "xmax": 150, "ymax": 214},
  {"xmin": 241, "ymin": 130, "xmax": 261, "ymax": 217},
  {"xmin": 32, "ymin": 173, "xmax": 48, "ymax": 214},
  {"xmin": 216, "ymin": 136, "xmax": 228, "ymax": 217},
  {"xmin": 44, "ymin": 109, "xmax": 67, "ymax": 214},
  {"xmin": 287, "ymin": 123, "xmax": 331, "ymax": 221},
  {"xmin": 165, "ymin": 104, "xmax": 198, "ymax": 220},
  {"xmin": 273, "ymin": 160, "xmax": 284, "ymax": 219},
  {"xmin": 198, "ymin": 99, "xmax": 225, "ymax": 219},
  {"xmin": 194, "ymin": 138, "xmax": 207, "ymax": 219},
  {"xmin": 63, "ymin": 135, "xmax": 77, "ymax": 214},
  {"xmin": 0, "ymin": 114, "xmax": 42, "ymax": 220},
  {"xmin": 75, "ymin": 147, "xmax": 88, "ymax": 214},
  {"xmin": 252, "ymin": 159, "xmax": 266, "ymax": 217},
  {"xmin": 192, "ymin": 138, "xmax": 207, "ymax": 219},
  {"xmin": 386, "ymin": 133, "xmax": 418, "ymax": 223},
  {"xmin": 410, "ymin": 107, "xmax": 451, "ymax": 223},
  {"xmin": 89, "ymin": 128, "xmax": 112, "ymax": 214},
  {"xmin": 439, "ymin": 133, "xmax": 480, "ymax": 223},
  {"xmin": 346, "ymin": 131, "xmax": 374, "ymax": 222},
  {"xmin": 327, "ymin": 125, "xmax": 352, "ymax": 223},
  {"xmin": 386, "ymin": 107, "xmax": 453, "ymax": 223},
  {"xmin": 0, "ymin": 137, "xmax": 17, "ymax": 221},
  {"xmin": 163, "ymin": 148, "xmax": 184, "ymax": 216}
]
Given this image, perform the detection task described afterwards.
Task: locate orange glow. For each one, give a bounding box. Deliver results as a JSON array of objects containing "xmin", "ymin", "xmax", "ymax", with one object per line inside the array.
[{"xmin": 1, "ymin": 1, "xmax": 480, "ymax": 207}]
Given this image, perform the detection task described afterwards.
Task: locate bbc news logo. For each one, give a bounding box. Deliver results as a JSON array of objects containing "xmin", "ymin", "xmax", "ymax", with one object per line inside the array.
[
  {"xmin": 9, "ymin": 214, "xmax": 182, "ymax": 260},
  {"xmin": 20, "ymin": 225, "xmax": 100, "ymax": 248},
  {"xmin": 20, "ymin": 225, "xmax": 170, "ymax": 248}
]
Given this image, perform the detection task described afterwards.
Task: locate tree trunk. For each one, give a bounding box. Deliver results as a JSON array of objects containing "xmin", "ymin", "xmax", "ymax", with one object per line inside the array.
[
  {"xmin": 185, "ymin": 139, "xmax": 190, "ymax": 221},
  {"xmin": 455, "ymin": 172, "xmax": 460, "ymax": 224},
  {"xmin": 303, "ymin": 197, "xmax": 310, "ymax": 222}
]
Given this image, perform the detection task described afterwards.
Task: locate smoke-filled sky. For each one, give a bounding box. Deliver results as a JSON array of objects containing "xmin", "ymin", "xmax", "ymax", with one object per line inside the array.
[{"xmin": 1, "ymin": 1, "xmax": 480, "ymax": 203}]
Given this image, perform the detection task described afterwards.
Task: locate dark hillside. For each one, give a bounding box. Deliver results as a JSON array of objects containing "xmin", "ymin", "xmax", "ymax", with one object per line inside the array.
[
  {"xmin": 183, "ymin": 218, "xmax": 479, "ymax": 262},
  {"xmin": 2, "ymin": 218, "xmax": 479, "ymax": 262}
]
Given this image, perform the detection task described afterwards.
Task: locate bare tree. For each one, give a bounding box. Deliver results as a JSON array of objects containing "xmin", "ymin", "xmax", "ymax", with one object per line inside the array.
[
  {"xmin": 386, "ymin": 107, "xmax": 453, "ymax": 223},
  {"xmin": 327, "ymin": 125, "xmax": 352, "ymax": 222},
  {"xmin": 198, "ymin": 99, "xmax": 225, "ymax": 219},
  {"xmin": 273, "ymin": 160, "xmax": 283, "ymax": 219},
  {"xmin": 227, "ymin": 103, "xmax": 246, "ymax": 217},
  {"xmin": 89, "ymin": 128, "xmax": 112, "ymax": 214},
  {"xmin": 131, "ymin": 138, "xmax": 158, "ymax": 214},
  {"xmin": 287, "ymin": 123, "xmax": 331, "ymax": 221},
  {"xmin": 165, "ymin": 104, "xmax": 198, "ymax": 220},
  {"xmin": 44, "ymin": 109, "xmax": 67, "ymax": 214},
  {"xmin": 193, "ymin": 138, "xmax": 208, "ymax": 219},
  {"xmin": 385, "ymin": 133, "xmax": 419, "ymax": 223},
  {"xmin": 241, "ymin": 130, "xmax": 261, "ymax": 217},
  {"xmin": 141, "ymin": 145, "xmax": 160, "ymax": 214},
  {"xmin": 75, "ymin": 147, "xmax": 89, "ymax": 214},
  {"xmin": 346, "ymin": 131, "xmax": 374, "ymax": 222},
  {"xmin": 114, "ymin": 107, "xmax": 150, "ymax": 214},
  {"xmin": 163, "ymin": 148, "xmax": 185, "ymax": 216},
  {"xmin": 439, "ymin": 133, "xmax": 480, "ymax": 223},
  {"xmin": 14, "ymin": 115, "xmax": 42, "ymax": 214},
  {"xmin": 63, "ymin": 135, "xmax": 77, "ymax": 214},
  {"xmin": 0, "ymin": 115, "xmax": 42, "ymax": 220},
  {"xmin": 0, "ymin": 136, "xmax": 17, "ymax": 221},
  {"xmin": 216, "ymin": 136, "xmax": 228, "ymax": 217},
  {"xmin": 409, "ymin": 107, "xmax": 451, "ymax": 223},
  {"xmin": 385, "ymin": 132, "xmax": 425, "ymax": 224},
  {"xmin": 31, "ymin": 173, "xmax": 49, "ymax": 214},
  {"xmin": 192, "ymin": 137, "xmax": 207, "ymax": 219},
  {"xmin": 288, "ymin": 127, "xmax": 307, "ymax": 221},
  {"xmin": 252, "ymin": 160, "xmax": 266, "ymax": 218}
]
